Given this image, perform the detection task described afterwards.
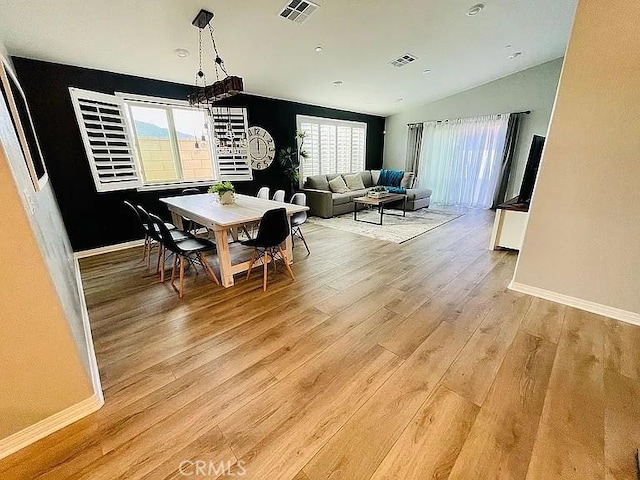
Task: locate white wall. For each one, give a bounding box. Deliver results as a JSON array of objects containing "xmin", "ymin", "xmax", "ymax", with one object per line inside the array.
[
  {"xmin": 383, "ymin": 58, "xmax": 563, "ymax": 198},
  {"xmin": 0, "ymin": 42, "xmax": 97, "ymax": 444},
  {"xmin": 512, "ymin": 0, "xmax": 640, "ymax": 317}
]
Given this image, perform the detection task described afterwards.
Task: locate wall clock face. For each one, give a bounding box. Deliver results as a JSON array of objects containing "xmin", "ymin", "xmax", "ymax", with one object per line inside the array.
[{"xmin": 248, "ymin": 126, "xmax": 276, "ymax": 170}]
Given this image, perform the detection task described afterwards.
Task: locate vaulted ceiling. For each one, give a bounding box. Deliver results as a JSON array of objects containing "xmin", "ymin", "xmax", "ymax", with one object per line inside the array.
[{"xmin": 0, "ymin": 0, "xmax": 577, "ymax": 116}]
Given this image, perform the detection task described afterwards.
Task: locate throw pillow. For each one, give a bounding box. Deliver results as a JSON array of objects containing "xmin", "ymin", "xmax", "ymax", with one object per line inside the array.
[
  {"xmin": 306, "ymin": 175, "xmax": 330, "ymax": 191},
  {"xmin": 343, "ymin": 173, "xmax": 365, "ymax": 191},
  {"xmin": 377, "ymin": 169, "xmax": 405, "ymax": 187},
  {"xmin": 400, "ymin": 172, "xmax": 415, "ymax": 189},
  {"xmin": 328, "ymin": 175, "xmax": 349, "ymax": 193}
]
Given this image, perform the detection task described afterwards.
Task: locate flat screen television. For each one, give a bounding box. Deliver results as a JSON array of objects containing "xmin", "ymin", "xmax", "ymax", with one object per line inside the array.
[{"xmin": 517, "ymin": 135, "xmax": 545, "ymax": 203}]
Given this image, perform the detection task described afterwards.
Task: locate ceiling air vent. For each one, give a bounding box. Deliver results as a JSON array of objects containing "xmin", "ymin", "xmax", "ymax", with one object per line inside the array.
[
  {"xmin": 279, "ymin": 0, "xmax": 319, "ymax": 24},
  {"xmin": 390, "ymin": 53, "xmax": 418, "ymax": 68}
]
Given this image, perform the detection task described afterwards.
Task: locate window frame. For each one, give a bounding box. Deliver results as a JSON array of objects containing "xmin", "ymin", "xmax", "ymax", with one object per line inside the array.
[
  {"xmin": 118, "ymin": 93, "xmax": 220, "ymax": 191},
  {"xmin": 69, "ymin": 88, "xmax": 253, "ymax": 193},
  {"xmin": 296, "ymin": 115, "xmax": 367, "ymax": 180}
]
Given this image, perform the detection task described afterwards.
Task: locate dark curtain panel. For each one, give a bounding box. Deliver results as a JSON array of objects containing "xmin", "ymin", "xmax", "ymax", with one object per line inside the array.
[
  {"xmin": 405, "ymin": 123, "xmax": 423, "ymax": 173},
  {"xmin": 492, "ymin": 113, "xmax": 522, "ymax": 208}
]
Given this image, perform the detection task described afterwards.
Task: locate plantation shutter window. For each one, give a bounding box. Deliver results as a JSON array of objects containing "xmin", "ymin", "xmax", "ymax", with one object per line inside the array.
[
  {"xmin": 210, "ymin": 106, "xmax": 252, "ymax": 182},
  {"xmin": 69, "ymin": 88, "xmax": 140, "ymax": 192},
  {"xmin": 296, "ymin": 115, "xmax": 367, "ymax": 179}
]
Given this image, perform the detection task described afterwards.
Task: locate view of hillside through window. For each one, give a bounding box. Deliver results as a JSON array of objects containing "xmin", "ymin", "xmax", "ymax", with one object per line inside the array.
[{"xmin": 130, "ymin": 105, "xmax": 214, "ymax": 184}]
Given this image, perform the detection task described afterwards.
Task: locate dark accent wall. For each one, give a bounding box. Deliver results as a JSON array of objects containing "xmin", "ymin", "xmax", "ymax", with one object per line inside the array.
[{"xmin": 12, "ymin": 57, "xmax": 385, "ymax": 251}]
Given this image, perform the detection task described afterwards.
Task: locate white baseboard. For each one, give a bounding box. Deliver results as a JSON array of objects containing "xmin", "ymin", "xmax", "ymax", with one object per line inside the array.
[
  {"xmin": 509, "ymin": 281, "xmax": 640, "ymax": 326},
  {"xmin": 73, "ymin": 258, "xmax": 104, "ymax": 398},
  {"xmin": 0, "ymin": 392, "xmax": 103, "ymax": 460},
  {"xmin": 74, "ymin": 238, "xmax": 145, "ymax": 259},
  {"xmin": 74, "ymin": 228, "xmax": 210, "ymax": 259}
]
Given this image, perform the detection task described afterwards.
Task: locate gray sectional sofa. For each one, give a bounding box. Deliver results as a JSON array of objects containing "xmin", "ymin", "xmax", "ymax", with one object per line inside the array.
[{"xmin": 301, "ymin": 170, "xmax": 432, "ymax": 218}]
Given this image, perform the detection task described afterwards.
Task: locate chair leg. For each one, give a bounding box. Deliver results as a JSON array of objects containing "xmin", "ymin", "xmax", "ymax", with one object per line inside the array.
[
  {"xmin": 160, "ymin": 246, "xmax": 167, "ymax": 283},
  {"xmin": 298, "ymin": 229, "xmax": 310, "ymax": 254},
  {"xmin": 170, "ymin": 253, "xmax": 178, "ymax": 285},
  {"xmin": 246, "ymin": 249, "xmax": 257, "ymax": 280},
  {"xmin": 272, "ymin": 247, "xmax": 278, "ymax": 273},
  {"xmin": 156, "ymin": 244, "xmax": 163, "ymax": 273},
  {"xmin": 179, "ymin": 255, "xmax": 185, "ymax": 298},
  {"xmin": 146, "ymin": 238, "xmax": 152, "ymax": 268},
  {"xmin": 141, "ymin": 235, "xmax": 148, "ymax": 263},
  {"xmin": 278, "ymin": 246, "xmax": 296, "ymax": 280},
  {"xmin": 199, "ymin": 252, "xmax": 220, "ymax": 285},
  {"xmin": 263, "ymin": 251, "xmax": 269, "ymax": 291}
]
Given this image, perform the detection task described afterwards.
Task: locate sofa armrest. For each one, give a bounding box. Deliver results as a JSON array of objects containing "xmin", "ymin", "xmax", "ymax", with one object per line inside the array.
[{"xmin": 300, "ymin": 188, "xmax": 333, "ymax": 218}]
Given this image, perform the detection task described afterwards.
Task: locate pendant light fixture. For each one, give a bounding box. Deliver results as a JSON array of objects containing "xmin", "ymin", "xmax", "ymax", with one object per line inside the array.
[{"xmin": 187, "ymin": 9, "xmax": 244, "ymax": 109}]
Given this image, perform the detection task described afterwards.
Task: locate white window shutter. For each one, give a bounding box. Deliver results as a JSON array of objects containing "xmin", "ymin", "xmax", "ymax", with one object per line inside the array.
[
  {"xmin": 300, "ymin": 122, "xmax": 319, "ymax": 178},
  {"xmin": 210, "ymin": 106, "xmax": 253, "ymax": 182},
  {"xmin": 297, "ymin": 115, "xmax": 367, "ymax": 179},
  {"xmin": 69, "ymin": 87, "xmax": 141, "ymax": 192}
]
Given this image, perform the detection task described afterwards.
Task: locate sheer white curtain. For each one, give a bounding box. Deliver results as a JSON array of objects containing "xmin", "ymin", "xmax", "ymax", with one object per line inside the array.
[{"xmin": 417, "ymin": 114, "xmax": 509, "ymax": 208}]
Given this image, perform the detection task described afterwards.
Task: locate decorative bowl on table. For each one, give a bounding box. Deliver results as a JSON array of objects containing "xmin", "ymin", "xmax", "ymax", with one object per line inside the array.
[{"xmin": 368, "ymin": 187, "xmax": 389, "ymax": 199}]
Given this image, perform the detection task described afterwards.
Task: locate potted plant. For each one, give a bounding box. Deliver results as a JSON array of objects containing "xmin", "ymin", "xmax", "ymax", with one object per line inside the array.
[
  {"xmin": 278, "ymin": 130, "xmax": 309, "ymax": 194},
  {"xmin": 208, "ymin": 181, "xmax": 235, "ymax": 205},
  {"xmin": 368, "ymin": 186, "xmax": 389, "ymax": 198}
]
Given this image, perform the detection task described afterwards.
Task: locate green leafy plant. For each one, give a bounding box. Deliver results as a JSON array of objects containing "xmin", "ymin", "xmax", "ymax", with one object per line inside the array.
[
  {"xmin": 208, "ymin": 181, "xmax": 235, "ymax": 195},
  {"xmin": 278, "ymin": 130, "xmax": 308, "ymax": 190},
  {"xmin": 371, "ymin": 186, "xmax": 387, "ymax": 192}
]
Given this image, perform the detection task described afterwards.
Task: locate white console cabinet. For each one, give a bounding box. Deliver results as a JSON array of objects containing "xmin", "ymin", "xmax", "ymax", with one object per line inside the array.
[{"xmin": 489, "ymin": 199, "xmax": 530, "ymax": 251}]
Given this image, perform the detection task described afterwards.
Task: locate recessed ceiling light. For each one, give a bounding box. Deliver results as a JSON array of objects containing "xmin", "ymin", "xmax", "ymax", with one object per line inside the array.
[
  {"xmin": 395, "ymin": 98, "xmax": 404, "ymax": 102},
  {"xmin": 466, "ymin": 3, "xmax": 485, "ymax": 16},
  {"xmin": 508, "ymin": 51, "xmax": 523, "ymax": 59},
  {"xmin": 333, "ymin": 80, "xmax": 343, "ymax": 87},
  {"xmin": 505, "ymin": 44, "xmax": 513, "ymax": 49},
  {"xmin": 174, "ymin": 48, "xmax": 190, "ymax": 58},
  {"xmin": 422, "ymin": 69, "xmax": 432, "ymax": 74},
  {"xmin": 314, "ymin": 46, "xmax": 323, "ymax": 52}
]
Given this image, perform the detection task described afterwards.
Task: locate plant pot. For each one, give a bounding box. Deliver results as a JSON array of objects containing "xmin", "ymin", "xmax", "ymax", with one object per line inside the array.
[{"xmin": 219, "ymin": 191, "xmax": 235, "ymax": 205}]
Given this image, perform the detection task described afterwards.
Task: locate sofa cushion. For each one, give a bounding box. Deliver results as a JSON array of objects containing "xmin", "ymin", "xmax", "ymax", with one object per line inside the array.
[
  {"xmin": 361, "ymin": 171, "xmax": 373, "ymax": 187},
  {"xmin": 344, "ymin": 173, "xmax": 365, "ymax": 191},
  {"xmin": 346, "ymin": 189, "xmax": 369, "ymax": 200},
  {"xmin": 326, "ymin": 173, "xmax": 342, "ymax": 182},
  {"xmin": 405, "ymin": 188, "xmax": 433, "ymax": 201},
  {"xmin": 306, "ymin": 175, "xmax": 330, "ymax": 191},
  {"xmin": 400, "ymin": 172, "xmax": 415, "ymax": 188},
  {"xmin": 371, "ymin": 170, "xmax": 380, "ymax": 185},
  {"xmin": 331, "ymin": 192, "xmax": 352, "ymax": 205},
  {"xmin": 328, "ymin": 175, "xmax": 349, "ymax": 193}
]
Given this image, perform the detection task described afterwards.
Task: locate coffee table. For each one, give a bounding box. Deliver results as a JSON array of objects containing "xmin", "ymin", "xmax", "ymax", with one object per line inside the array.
[{"xmin": 353, "ymin": 193, "xmax": 407, "ymax": 225}]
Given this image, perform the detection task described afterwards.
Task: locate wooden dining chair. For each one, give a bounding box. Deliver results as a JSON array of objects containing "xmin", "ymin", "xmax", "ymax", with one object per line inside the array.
[
  {"xmin": 137, "ymin": 205, "xmax": 190, "ymax": 280},
  {"xmin": 149, "ymin": 213, "xmax": 220, "ymax": 297},
  {"xmin": 242, "ymin": 208, "xmax": 295, "ymax": 291}
]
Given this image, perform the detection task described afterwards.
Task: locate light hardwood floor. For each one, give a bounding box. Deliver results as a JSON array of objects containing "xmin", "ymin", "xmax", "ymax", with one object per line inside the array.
[{"xmin": 2, "ymin": 209, "xmax": 639, "ymax": 479}]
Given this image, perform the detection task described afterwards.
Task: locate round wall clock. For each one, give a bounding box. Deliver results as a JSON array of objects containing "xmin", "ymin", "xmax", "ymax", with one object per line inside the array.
[{"xmin": 248, "ymin": 126, "xmax": 276, "ymax": 170}]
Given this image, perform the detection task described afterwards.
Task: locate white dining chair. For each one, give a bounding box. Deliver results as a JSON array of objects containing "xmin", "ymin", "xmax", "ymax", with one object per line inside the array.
[
  {"xmin": 272, "ymin": 190, "xmax": 285, "ymax": 202},
  {"xmin": 290, "ymin": 193, "xmax": 310, "ymax": 254},
  {"xmin": 257, "ymin": 186, "xmax": 270, "ymax": 199}
]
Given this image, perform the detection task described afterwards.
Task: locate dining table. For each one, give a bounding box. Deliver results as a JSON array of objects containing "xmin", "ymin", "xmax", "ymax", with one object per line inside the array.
[{"xmin": 160, "ymin": 193, "xmax": 309, "ymax": 287}]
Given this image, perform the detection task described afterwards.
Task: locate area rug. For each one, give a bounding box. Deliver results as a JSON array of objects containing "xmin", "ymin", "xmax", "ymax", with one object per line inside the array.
[{"xmin": 308, "ymin": 208, "xmax": 463, "ymax": 244}]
